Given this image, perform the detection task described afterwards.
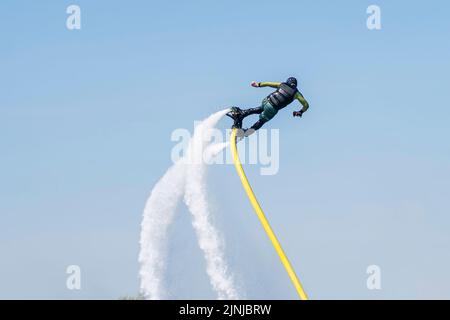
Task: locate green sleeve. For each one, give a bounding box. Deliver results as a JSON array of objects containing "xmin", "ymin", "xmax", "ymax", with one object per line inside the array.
[
  {"xmin": 258, "ymin": 82, "xmax": 281, "ymax": 88},
  {"xmin": 295, "ymin": 92, "xmax": 309, "ymax": 112}
]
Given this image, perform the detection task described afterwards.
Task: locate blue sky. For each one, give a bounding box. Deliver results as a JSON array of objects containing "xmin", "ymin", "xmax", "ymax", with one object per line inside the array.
[{"xmin": 1, "ymin": 0, "xmax": 450, "ymax": 299}]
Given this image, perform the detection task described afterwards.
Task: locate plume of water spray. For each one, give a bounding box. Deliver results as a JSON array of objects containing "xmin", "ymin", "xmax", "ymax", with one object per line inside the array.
[
  {"xmin": 139, "ymin": 109, "xmax": 240, "ymax": 299},
  {"xmin": 138, "ymin": 162, "xmax": 185, "ymax": 299},
  {"xmin": 183, "ymin": 110, "xmax": 239, "ymax": 299}
]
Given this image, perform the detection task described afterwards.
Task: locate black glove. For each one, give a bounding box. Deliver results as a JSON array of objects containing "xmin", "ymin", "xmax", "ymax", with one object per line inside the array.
[{"xmin": 293, "ymin": 111, "xmax": 303, "ymax": 117}]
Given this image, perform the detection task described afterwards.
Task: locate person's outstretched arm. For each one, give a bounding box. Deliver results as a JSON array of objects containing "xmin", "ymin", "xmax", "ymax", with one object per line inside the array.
[
  {"xmin": 251, "ymin": 81, "xmax": 281, "ymax": 88},
  {"xmin": 293, "ymin": 92, "xmax": 310, "ymax": 117}
]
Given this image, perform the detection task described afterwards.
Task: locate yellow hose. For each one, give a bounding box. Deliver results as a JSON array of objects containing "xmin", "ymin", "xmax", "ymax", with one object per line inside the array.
[{"xmin": 230, "ymin": 128, "xmax": 308, "ymax": 300}]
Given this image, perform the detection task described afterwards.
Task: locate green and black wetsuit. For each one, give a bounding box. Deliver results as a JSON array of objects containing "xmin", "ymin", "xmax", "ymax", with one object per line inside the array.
[{"xmin": 241, "ymin": 81, "xmax": 309, "ymax": 131}]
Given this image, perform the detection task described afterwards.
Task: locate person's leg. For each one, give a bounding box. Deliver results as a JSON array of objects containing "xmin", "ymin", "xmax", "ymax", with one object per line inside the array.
[
  {"xmin": 241, "ymin": 99, "xmax": 277, "ymax": 136},
  {"xmin": 237, "ymin": 118, "xmax": 267, "ymax": 137},
  {"xmin": 250, "ymin": 118, "xmax": 267, "ymax": 130},
  {"xmin": 241, "ymin": 106, "xmax": 263, "ymax": 118},
  {"xmin": 229, "ymin": 105, "xmax": 264, "ymax": 131}
]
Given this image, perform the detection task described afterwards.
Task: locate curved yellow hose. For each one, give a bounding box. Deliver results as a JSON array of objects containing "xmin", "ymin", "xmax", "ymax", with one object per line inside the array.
[{"xmin": 230, "ymin": 128, "xmax": 308, "ymax": 300}]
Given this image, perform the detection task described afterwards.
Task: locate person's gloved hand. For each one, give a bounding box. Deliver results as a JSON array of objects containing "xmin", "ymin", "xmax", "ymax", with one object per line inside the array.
[
  {"xmin": 251, "ymin": 81, "xmax": 259, "ymax": 88},
  {"xmin": 293, "ymin": 111, "xmax": 303, "ymax": 117}
]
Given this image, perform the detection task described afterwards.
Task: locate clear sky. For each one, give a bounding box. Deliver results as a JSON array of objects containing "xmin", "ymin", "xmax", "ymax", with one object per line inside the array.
[{"xmin": 1, "ymin": 0, "xmax": 450, "ymax": 299}]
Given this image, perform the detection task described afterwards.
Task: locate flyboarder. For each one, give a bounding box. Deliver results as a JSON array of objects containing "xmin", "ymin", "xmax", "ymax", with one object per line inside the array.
[{"xmin": 227, "ymin": 77, "xmax": 310, "ymax": 136}]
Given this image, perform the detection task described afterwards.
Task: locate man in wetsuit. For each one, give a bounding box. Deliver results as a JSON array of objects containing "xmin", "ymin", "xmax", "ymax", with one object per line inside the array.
[{"xmin": 227, "ymin": 77, "xmax": 310, "ymax": 136}]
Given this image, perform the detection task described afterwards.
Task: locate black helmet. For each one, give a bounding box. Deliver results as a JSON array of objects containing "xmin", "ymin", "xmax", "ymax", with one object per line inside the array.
[{"xmin": 286, "ymin": 77, "xmax": 297, "ymax": 88}]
